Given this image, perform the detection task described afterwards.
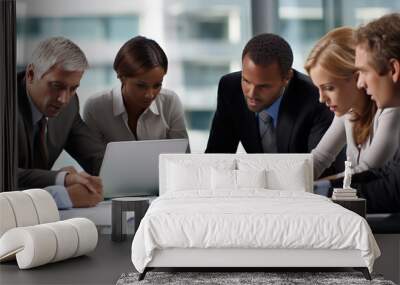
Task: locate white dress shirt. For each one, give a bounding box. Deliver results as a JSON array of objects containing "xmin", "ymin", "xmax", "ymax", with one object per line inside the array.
[{"xmin": 83, "ymin": 85, "xmax": 189, "ymax": 146}]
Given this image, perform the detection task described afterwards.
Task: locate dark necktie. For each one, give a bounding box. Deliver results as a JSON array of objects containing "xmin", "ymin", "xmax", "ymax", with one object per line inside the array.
[
  {"xmin": 33, "ymin": 117, "xmax": 49, "ymax": 169},
  {"xmin": 259, "ymin": 111, "xmax": 277, "ymax": 153}
]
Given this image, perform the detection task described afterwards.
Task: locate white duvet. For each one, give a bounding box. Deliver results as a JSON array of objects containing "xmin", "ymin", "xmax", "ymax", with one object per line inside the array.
[{"xmin": 131, "ymin": 190, "xmax": 380, "ymax": 273}]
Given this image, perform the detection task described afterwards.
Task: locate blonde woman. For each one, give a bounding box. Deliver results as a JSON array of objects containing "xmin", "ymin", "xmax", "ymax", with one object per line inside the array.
[{"xmin": 305, "ymin": 27, "xmax": 400, "ymax": 181}]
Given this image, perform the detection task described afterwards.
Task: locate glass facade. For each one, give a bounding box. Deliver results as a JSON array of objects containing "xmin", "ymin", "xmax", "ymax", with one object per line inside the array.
[
  {"xmin": 278, "ymin": 0, "xmax": 325, "ymax": 71},
  {"xmin": 183, "ymin": 61, "xmax": 230, "ymax": 89},
  {"xmin": 275, "ymin": 0, "xmax": 400, "ymax": 72},
  {"xmin": 16, "ymin": 0, "xmax": 399, "ymax": 163},
  {"xmin": 176, "ymin": 14, "xmax": 230, "ymax": 40},
  {"xmin": 17, "ymin": 16, "xmax": 139, "ymax": 40}
]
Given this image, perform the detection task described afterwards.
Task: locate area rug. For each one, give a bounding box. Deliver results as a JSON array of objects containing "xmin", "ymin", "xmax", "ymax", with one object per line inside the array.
[{"xmin": 116, "ymin": 271, "xmax": 396, "ymax": 285}]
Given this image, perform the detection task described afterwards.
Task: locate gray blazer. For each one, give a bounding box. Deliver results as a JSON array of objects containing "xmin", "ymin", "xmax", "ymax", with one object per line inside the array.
[{"xmin": 17, "ymin": 72, "xmax": 106, "ymax": 189}]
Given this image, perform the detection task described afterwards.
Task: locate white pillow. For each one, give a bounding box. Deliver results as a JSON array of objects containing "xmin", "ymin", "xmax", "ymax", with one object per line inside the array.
[
  {"xmin": 211, "ymin": 168, "xmax": 267, "ymax": 190},
  {"xmin": 266, "ymin": 164, "xmax": 307, "ymax": 191},
  {"xmin": 211, "ymin": 168, "xmax": 236, "ymax": 190},
  {"xmin": 168, "ymin": 163, "xmax": 210, "ymax": 191},
  {"xmin": 237, "ymin": 158, "xmax": 308, "ymax": 191},
  {"xmin": 167, "ymin": 159, "xmax": 235, "ymax": 192},
  {"xmin": 236, "ymin": 169, "xmax": 267, "ymax": 189}
]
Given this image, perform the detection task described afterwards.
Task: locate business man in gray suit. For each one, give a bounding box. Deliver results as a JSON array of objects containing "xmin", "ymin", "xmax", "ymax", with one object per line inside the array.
[{"xmin": 17, "ymin": 37, "xmax": 105, "ymax": 208}]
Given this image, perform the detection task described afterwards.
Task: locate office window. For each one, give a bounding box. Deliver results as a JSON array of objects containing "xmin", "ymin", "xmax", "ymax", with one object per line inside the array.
[
  {"xmin": 340, "ymin": 0, "xmax": 400, "ymax": 25},
  {"xmin": 17, "ymin": 16, "xmax": 138, "ymax": 41},
  {"xmin": 80, "ymin": 67, "xmax": 110, "ymax": 89},
  {"xmin": 274, "ymin": 0, "xmax": 400, "ymax": 72},
  {"xmin": 106, "ymin": 16, "xmax": 139, "ymax": 40},
  {"xmin": 181, "ymin": 61, "xmax": 230, "ymax": 131},
  {"xmin": 277, "ymin": 0, "xmax": 325, "ymax": 72},
  {"xmin": 17, "ymin": 17, "xmax": 105, "ymax": 39},
  {"xmin": 164, "ymin": 0, "xmax": 251, "ymax": 151},
  {"xmin": 46, "ymin": 17, "xmax": 106, "ymax": 39},
  {"xmin": 176, "ymin": 15, "xmax": 229, "ymax": 40},
  {"xmin": 185, "ymin": 110, "xmax": 214, "ymax": 131},
  {"xmin": 17, "ymin": 18, "xmax": 41, "ymax": 37},
  {"xmin": 183, "ymin": 61, "xmax": 230, "ymax": 88}
]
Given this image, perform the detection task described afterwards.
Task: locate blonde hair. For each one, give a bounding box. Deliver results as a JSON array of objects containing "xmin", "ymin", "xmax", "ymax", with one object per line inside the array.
[
  {"xmin": 305, "ymin": 27, "xmax": 356, "ymax": 79},
  {"xmin": 305, "ymin": 27, "xmax": 377, "ymax": 146}
]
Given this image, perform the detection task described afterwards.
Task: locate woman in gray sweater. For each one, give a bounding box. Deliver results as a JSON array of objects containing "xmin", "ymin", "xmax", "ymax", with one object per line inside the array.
[{"xmin": 305, "ymin": 27, "xmax": 400, "ymax": 180}]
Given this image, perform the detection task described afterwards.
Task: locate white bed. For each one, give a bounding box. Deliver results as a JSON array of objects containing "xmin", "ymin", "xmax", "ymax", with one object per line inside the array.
[{"xmin": 131, "ymin": 154, "xmax": 380, "ymax": 280}]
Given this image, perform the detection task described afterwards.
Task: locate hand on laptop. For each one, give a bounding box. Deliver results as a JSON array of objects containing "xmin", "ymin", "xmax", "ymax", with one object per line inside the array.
[{"xmin": 66, "ymin": 184, "xmax": 103, "ymax": 208}]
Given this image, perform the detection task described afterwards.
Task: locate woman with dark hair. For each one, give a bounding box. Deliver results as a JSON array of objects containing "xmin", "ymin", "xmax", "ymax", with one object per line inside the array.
[
  {"xmin": 305, "ymin": 27, "xmax": 400, "ymax": 181},
  {"xmin": 83, "ymin": 36, "xmax": 189, "ymax": 146}
]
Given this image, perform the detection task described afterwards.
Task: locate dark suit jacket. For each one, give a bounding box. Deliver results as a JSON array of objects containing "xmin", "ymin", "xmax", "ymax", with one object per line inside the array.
[
  {"xmin": 17, "ymin": 72, "xmax": 105, "ymax": 189},
  {"xmin": 206, "ymin": 70, "xmax": 334, "ymax": 154}
]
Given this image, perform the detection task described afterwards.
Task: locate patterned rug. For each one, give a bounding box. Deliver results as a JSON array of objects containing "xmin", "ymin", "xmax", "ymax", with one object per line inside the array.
[{"xmin": 116, "ymin": 271, "xmax": 396, "ymax": 285}]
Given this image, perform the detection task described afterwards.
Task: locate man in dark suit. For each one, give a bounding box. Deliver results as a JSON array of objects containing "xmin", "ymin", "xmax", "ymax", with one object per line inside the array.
[
  {"xmin": 17, "ymin": 37, "xmax": 105, "ymax": 208},
  {"xmin": 206, "ymin": 33, "xmax": 334, "ymax": 155}
]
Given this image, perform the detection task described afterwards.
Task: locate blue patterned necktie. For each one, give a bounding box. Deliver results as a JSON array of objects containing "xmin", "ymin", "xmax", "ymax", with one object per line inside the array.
[{"xmin": 258, "ymin": 111, "xmax": 277, "ymax": 153}]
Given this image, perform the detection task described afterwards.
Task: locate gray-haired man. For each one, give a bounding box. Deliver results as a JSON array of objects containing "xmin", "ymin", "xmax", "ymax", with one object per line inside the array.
[{"xmin": 17, "ymin": 37, "xmax": 105, "ymax": 208}]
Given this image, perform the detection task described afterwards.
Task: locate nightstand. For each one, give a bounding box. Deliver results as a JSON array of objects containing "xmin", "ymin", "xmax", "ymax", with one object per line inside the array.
[
  {"xmin": 111, "ymin": 197, "xmax": 153, "ymax": 242},
  {"xmin": 331, "ymin": 198, "xmax": 366, "ymax": 218}
]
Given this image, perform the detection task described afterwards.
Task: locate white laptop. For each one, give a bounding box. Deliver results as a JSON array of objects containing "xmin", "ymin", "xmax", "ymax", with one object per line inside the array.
[{"xmin": 100, "ymin": 139, "xmax": 188, "ymax": 198}]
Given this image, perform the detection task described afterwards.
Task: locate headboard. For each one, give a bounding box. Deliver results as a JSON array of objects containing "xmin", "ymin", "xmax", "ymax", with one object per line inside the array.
[{"xmin": 159, "ymin": 153, "xmax": 313, "ymax": 195}]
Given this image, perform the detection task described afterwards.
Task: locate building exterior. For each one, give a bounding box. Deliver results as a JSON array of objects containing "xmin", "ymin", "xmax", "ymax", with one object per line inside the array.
[{"xmin": 16, "ymin": 0, "xmax": 400, "ymax": 155}]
